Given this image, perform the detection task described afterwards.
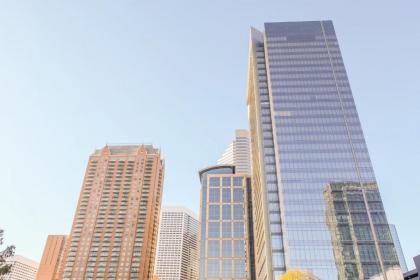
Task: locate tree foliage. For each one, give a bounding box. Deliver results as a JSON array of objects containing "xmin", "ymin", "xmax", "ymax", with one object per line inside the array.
[
  {"xmin": 280, "ymin": 270, "xmax": 319, "ymax": 280},
  {"xmin": 0, "ymin": 229, "xmax": 15, "ymax": 276}
]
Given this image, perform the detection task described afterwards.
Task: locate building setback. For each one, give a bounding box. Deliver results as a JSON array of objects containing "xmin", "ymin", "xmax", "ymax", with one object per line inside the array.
[
  {"xmin": 36, "ymin": 235, "xmax": 68, "ymax": 280},
  {"xmin": 61, "ymin": 145, "xmax": 164, "ymax": 280},
  {"xmin": 247, "ymin": 21, "xmax": 402, "ymax": 279},
  {"xmin": 389, "ymin": 224, "xmax": 408, "ymax": 273},
  {"xmin": 198, "ymin": 165, "xmax": 255, "ymax": 280},
  {"xmin": 1, "ymin": 255, "xmax": 38, "ymax": 280},
  {"xmin": 217, "ymin": 129, "xmax": 251, "ymax": 175},
  {"xmin": 154, "ymin": 207, "xmax": 199, "ymax": 280}
]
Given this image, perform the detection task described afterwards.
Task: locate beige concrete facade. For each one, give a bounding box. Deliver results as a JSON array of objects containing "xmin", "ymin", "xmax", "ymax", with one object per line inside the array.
[
  {"xmin": 36, "ymin": 235, "xmax": 68, "ymax": 280},
  {"xmin": 60, "ymin": 145, "xmax": 164, "ymax": 280}
]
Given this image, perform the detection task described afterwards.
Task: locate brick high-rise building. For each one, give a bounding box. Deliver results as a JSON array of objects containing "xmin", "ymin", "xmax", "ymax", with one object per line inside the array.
[
  {"xmin": 36, "ymin": 235, "xmax": 68, "ymax": 280},
  {"xmin": 61, "ymin": 145, "xmax": 164, "ymax": 280}
]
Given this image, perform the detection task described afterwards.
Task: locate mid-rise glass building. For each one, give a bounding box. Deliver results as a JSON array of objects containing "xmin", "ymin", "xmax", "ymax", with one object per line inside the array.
[
  {"xmin": 198, "ymin": 165, "xmax": 255, "ymax": 280},
  {"xmin": 247, "ymin": 21, "xmax": 401, "ymax": 280}
]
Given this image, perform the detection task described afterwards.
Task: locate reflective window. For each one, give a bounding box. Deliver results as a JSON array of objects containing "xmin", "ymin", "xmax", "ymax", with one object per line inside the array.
[
  {"xmin": 222, "ymin": 205, "xmax": 231, "ymax": 220},
  {"xmin": 222, "ymin": 259, "xmax": 232, "ymax": 278},
  {"xmin": 209, "ymin": 188, "xmax": 220, "ymax": 202},
  {"xmin": 208, "ymin": 240, "xmax": 219, "ymax": 257},
  {"xmin": 222, "ymin": 177, "xmax": 231, "ymax": 186},
  {"xmin": 208, "ymin": 222, "xmax": 219, "ymax": 238},
  {"xmin": 233, "ymin": 222, "xmax": 244, "ymax": 238},
  {"xmin": 234, "ymin": 259, "xmax": 246, "ymax": 278},
  {"xmin": 209, "ymin": 205, "xmax": 219, "ymax": 220},
  {"xmin": 209, "ymin": 177, "xmax": 220, "ymax": 186},
  {"xmin": 233, "ymin": 176, "xmax": 243, "ymax": 186},
  {"xmin": 222, "ymin": 222, "xmax": 232, "ymax": 238},
  {"xmin": 234, "ymin": 240, "xmax": 245, "ymax": 257},
  {"xmin": 233, "ymin": 205, "xmax": 244, "ymax": 220},
  {"xmin": 222, "ymin": 240, "xmax": 232, "ymax": 257},
  {"xmin": 207, "ymin": 259, "xmax": 219, "ymax": 277},
  {"xmin": 233, "ymin": 188, "xmax": 243, "ymax": 202},
  {"xmin": 222, "ymin": 188, "xmax": 231, "ymax": 203}
]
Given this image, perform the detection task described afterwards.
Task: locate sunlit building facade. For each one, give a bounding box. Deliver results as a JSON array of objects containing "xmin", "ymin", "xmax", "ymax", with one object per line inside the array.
[
  {"xmin": 154, "ymin": 207, "xmax": 199, "ymax": 280},
  {"xmin": 247, "ymin": 21, "xmax": 401, "ymax": 279},
  {"xmin": 61, "ymin": 145, "xmax": 164, "ymax": 280},
  {"xmin": 198, "ymin": 165, "xmax": 255, "ymax": 280},
  {"xmin": 36, "ymin": 235, "xmax": 68, "ymax": 280},
  {"xmin": 218, "ymin": 129, "xmax": 251, "ymax": 175},
  {"xmin": 1, "ymin": 255, "xmax": 38, "ymax": 280}
]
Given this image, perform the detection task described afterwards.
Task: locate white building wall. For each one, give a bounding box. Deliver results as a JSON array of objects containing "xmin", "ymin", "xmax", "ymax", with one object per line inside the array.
[
  {"xmin": 1, "ymin": 255, "xmax": 38, "ymax": 280},
  {"xmin": 154, "ymin": 207, "xmax": 199, "ymax": 280},
  {"xmin": 217, "ymin": 129, "xmax": 251, "ymax": 175}
]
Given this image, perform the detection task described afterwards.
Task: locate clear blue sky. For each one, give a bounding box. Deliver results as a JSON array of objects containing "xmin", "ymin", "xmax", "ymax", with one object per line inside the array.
[{"xmin": 1, "ymin": 0, "xmax": 419, "ymax": 270}]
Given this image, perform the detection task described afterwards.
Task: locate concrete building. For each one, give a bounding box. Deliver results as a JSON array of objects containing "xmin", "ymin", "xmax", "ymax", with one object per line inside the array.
[
  {"xmin": 61, "ymin": 145, "xmax": 164, "ymax": 280},
  {"xmin": 36, "ymin": 235, "xmax": 68, "ymax": 280},
  {"xmin": 217, "ymin": 129, "xmax": 251, "ymax": 175},
  {"xmin": 404, "ymin": 255, "xmax": 420, "ymax": 280},
  {"xmin": 0, "ymin": 255, "xmax": 38, "ymax": 280},
  {"xmin": 154, "ymin": 207, "xmax": 199, "ymax": 280},
  {"xmin": 390, "ymin": 224, "xmax": 408, "ymax": 273},
  {"xmin": 247, "ymin": 21, "xmax": 403, "ymax": 279},
  {"xmin": 198, "ymin": 165, "xmax": 255, "ymax": 280}
]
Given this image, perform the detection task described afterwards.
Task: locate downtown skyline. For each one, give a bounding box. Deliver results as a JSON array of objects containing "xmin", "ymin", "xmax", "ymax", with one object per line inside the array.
[{"xmin": 1, "ymin": 0, "xmax": 419, "ymax": 275}]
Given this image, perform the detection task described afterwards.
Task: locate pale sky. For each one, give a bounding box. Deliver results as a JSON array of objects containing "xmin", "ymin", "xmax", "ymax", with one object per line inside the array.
[{"xmin": 0, "ymin": 0, "xmax": 419, "ymax": 270}]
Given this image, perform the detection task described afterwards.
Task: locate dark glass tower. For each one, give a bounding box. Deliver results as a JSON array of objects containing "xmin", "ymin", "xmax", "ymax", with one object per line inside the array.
[{"xmin": 247, "ymin": 21, "xmax": 401, "ymax": 280}]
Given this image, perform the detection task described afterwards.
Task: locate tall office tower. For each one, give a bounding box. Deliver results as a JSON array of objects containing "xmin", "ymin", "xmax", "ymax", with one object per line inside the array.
[
  {"xmin": 198, "ymin": 165, "xmax": 255, "ymax": 280},
  {"xmin": 1, "ymin": 255, "xmax": 38, "ymax": 280},
  {"xmin": 154, "ymin": 207, "xmax": 199, "ymax": 280},
  {"xmin": 36, "ymin": 235, "xmax": 68, "ymax": 280},
  {"xmin": 389, "ymin": 224, "xmax": 408, "ymax": 273},
  {"xmin": 61, "ymin": 145, "xmax": 164, "ymax": 280},
  {"xmin": 247, "ymin": 21, "xmax": 401, "ymax": 279},
  {"xmin": 218, "ymin": 129, "xmax": 251, "ymax": 175}
]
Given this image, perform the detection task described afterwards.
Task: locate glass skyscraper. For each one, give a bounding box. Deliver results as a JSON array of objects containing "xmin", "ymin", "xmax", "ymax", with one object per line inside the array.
[{"xmin": 247, "ymin": 21, "xmax": 401, "ymax": 280}]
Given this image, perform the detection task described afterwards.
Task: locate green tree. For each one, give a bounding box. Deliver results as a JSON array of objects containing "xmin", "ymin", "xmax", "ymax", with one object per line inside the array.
[{"xmin": 0, "ymin": 229, "xmax": 15, "ymax": 276}]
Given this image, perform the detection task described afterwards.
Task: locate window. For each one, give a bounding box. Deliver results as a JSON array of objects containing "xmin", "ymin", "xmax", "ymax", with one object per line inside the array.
[
  {"xmin": 207, "ymin": 259, "xmax": 219, "ymax": 278},
  {"xmin": 272, "ymin": 252, "xmax": 284, "ymax": 267},
  {"xmin": 233, "ymin": 205, "xmax": 244, "ymax": 220},
  {"xmin": 233, "ymin": 222, "xmax": 244, "ymax": 238},
  {"xmin": 354, "ymin": 225, "xmax": 372, "ymax": 241},
  {"xmin": 222, "ymin": 222, "xmax": 231, "ymax": 238},
  {"xmin": 233, "ymin": 177, "xmax": 243, "ymax": 186},
  {"xmin": 208, "ymin": 240, "xmax": 219, "ymax": 257},
  {"xmin": 209, "ymin": 177, "xmax": 220, "ymax": 186},
  {"xmin": 209, "ymin": 189, "xmax": 220, "ymax": 202},
  {"xmin": 209, "ymin": 205, "xmax": 220, "ymax": 220},
  {"xmin": 234, "ymin": 240, "xmax": 245, "ymax": 257},
  {"xmin": 233, "ymin": 189, "xmax": 243, "ymax": 202},
  {"xmin": 222, "ymin": 240, "xmax": 232, "ymax": 257},
  {"xmin": 222, "ymin": 259, "xmax": 232, "ymax": 278},
  {"xmin": 234, "ymin": 259, "xmax": 246, "ymax": 278},
  {"xmin": 222, "ymin": 205, "xmax": 231, "ymax": 220},
  {"xmin": 208, "ymin": 222, "xmax": 219, "ymax": 238},
  {"xmin": 271, "ymin": 235, "xmax": 283, "ymax": 250},
  {"xmin": 222, "ymin": 177, "xmax": 231, "ymax": 186},
  {"xmin": 222, "ymin": 188, "xmax": 231, "ymax": 203}
]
